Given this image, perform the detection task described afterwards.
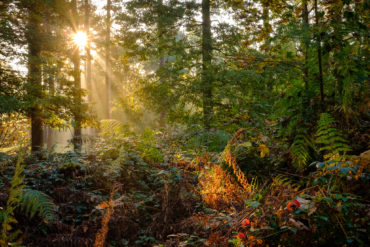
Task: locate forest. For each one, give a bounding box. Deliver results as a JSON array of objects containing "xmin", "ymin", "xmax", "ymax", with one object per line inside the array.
[{"xmin": 0, "ymin": 0, "xmax": 369, "ymax": 246}]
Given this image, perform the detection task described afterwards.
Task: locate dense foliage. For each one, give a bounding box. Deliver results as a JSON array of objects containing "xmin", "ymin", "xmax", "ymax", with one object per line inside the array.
[{"xmin": 0, "ymin": 0, "xmax": 369, "ymax": 246}]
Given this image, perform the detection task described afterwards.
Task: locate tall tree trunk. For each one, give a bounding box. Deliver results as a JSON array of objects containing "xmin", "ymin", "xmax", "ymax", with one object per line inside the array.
[
  {"xmin": 72, "ymin": 0, "xmax": 82, "ymax": 152},
  {"xmin": 331, "ymin": 2, "xmax": 344, "ymax": 102},
  {"xmin": 262, "ymin": 1, "xmax": 270, "ymax": 53},
  {"xmin": 45, "ymin": 13, "xmax": 55, "ymax": 151},
  {"xmin": 85, "ymin": 0, "xmax": 92, "ymax": 103},
  {"xmin": 44, "ymin": 63, "xmax": 55, "ymax": 151},
  {"xmin": 302, "ymin": 0, "xmax": 310, "ymax": 90},
  {"xmin": 261, "ymin": 1, "xmax": 271, "ymax": 92},
  {"xmin": 202, "ymin": 0, "xmax": 213, "ymax": 129},
  {"xmin": 27, "ymin": 10, "xmax": 43, "ymax": 152},
  {"xmin": 314, "ymin": 0, "xmax": 324, "ymax": 105},
  {"xmin": 105, "ymin": 0, "xmax": 111, "ymax": 119},
  {"xmin": 84, "ymin": 0, "xmax": 94, "ymax": 137},
  {"xmin": 46, "ymin": 65, "xmax": 55, "ymax": 150},
  {"xmin": 157, "ymin": 0, "xmax": 166, "ymax": 128}
]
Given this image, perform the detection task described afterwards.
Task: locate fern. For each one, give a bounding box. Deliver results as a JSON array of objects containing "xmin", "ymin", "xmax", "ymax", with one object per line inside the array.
[
  {"xmin": 0, "ymin": 153, "xmax": 57, "ymax": 247},
  {"xmin": 100, "ymin": 119, "xmax": 126, "ymax": 138},
  {"xmin": 273, "ymin": 174, "xmax": 300, "ymax": 191},
  {"xmin": 249, "ymin": 176, "xmax": 259, "ymax": 193},
  {"xmin": 0, "ymin": 155, "xmax": 24, "ymax": 247},
  {"xmin": 315, "ymin": 113, "xmax": 351, "ymax": 160},
  {"xmin": 20, "ymin": 189, "xmax": 56, "ymax": 222},
  {"xmin": 291, "ymin": 133, "xmax": 312, "ymax": 170}
]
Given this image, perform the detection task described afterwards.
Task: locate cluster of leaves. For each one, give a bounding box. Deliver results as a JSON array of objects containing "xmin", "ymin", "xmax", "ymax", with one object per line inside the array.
[
  {"xmin": 0, "ymin": 64, "xmax": 24, "ymax": 115},
  {"xmin": 0, "ymin": 114, "xmax": 30, "ymax": 152}
]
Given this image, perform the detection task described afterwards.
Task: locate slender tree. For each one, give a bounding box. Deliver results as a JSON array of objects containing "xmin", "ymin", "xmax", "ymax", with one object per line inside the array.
[
  {"xmin": 314, "ymin": 0, "xmax": 324, "ymax": 104},
  {"xmin": 302, "ymin": 0, "xmax": 310, "ymax": 90},
  {"xmin": 26, "ymin": 5, "xmax": 43, "ymax": 152},
  {"xmin": 71, "ymin": 0, "xmax": 82, "ymax": 152},
  {"xmin": 201, "ymin": 0, "xmax": 213, "ymax": 129},
  {"xmin": 157, "ymin": 0, "xmax": 167, "ymax": 127},
  {"xmin": 105, "ymin": 0, "xmax": 111, "ymax": 119},
  {"xmin": 85, "ymin": 0, "xmax": 92, "ymax": 103},
  {"xmin": 261, "ymin": 0, "xmax": 270, "ymax": 53}
]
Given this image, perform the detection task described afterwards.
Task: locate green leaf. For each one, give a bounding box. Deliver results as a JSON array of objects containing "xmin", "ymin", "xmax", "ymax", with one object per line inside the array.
[
  {"xmin": 340, "ymin": 167, "xmax": 349, "ymax": 174},
  {"xmin": 246, "ymin": 200, "xmax": 260, "ymax": 208},
  {"xmin": 328, "ymin": 166, "xmax": 338, "ymax": 171}
]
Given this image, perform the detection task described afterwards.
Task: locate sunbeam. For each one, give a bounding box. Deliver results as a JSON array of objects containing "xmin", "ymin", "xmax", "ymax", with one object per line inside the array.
[{"xmin": 73, "ymin": 31, "xmax": 88, "ymax": 49}]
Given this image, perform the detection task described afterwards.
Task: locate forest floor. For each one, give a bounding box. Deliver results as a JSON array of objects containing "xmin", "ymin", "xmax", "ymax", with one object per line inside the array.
[{"xmin": 0, "ymin": 127, "xmax": 369, "ymax": 247}]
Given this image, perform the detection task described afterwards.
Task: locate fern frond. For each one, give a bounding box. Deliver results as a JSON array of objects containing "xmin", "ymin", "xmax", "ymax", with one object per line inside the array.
[
  {"xmin": 290, "ymin": 133, "xmax": 312, "ymax": 170},
  {"xmin": 100, "ymin": 119, "xmax": 125, "ymax": 138},
  {"xmin": 100, "ymin": 119, "xmax": 123, "ymax": 130},
  {"xmin": 1, "ymin": 154, "xmax": 24, "ymax": 247},
  {"xmin": 20, "ymin": 189, "xmax": 56, "ymax": 222},
  {"xmin": 315, "ymin": 113, "xmax": 351, "ymax": 161},
  {"xmin": 249, "ymin": 177, "xmax": 259, "ymax": 192},
  {"xmin": 274, "ymin": 175, "xmax": 300, "ymax": 191}
]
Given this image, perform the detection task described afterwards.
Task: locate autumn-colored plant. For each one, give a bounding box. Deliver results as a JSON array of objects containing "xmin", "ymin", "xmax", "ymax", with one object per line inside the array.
[
  {"xmin": 286, "ymin": 199, "xmax": 300, "ymax": 212},
  {"xmin": 224, "ymin": 128, "xmax": 253, "ymax": 194},
  {"xmin": 237, "ymin": 232, "xmax": 246, "ymax": 239},
  {"xmin": 0, "ymin": 114, "xmax": 30, "ymax": 151},
  {"xmin": 241, "ymin": 218, "xmax": 250, "ymax": 227},
  {"xmin": 0, "ymin": 154, "xmax": 24, "ymax": 247},
  {"xmin": 199, "ymin": 164, "xmax": 247, "ymax": 210},
  {"xmin": 229, "ymin": 218, "xmax": 265, "ymax": 247},
  {"xmin": 94, "ymin": 183, "xmax": 125, "ymax": 247}
]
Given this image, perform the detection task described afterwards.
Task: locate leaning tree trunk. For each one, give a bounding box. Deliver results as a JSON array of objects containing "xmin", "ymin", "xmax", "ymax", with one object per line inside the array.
[
  {"xmin": 27, "ymin": 10, "xmax": 43, "ymax": 152},
  {"xmin": 201, "ymin": 0, "xmax": 213, "ymax": 129}
]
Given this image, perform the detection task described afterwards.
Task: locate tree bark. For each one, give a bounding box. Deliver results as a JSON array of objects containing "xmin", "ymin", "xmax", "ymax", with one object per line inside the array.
[
  {"xmin": 157, "ymin": 0, "xmax": 166, "ymax": 128},
  {"xmin": 72, "ymin": 0, "xmax": 82, "ymax": 152},
  {"xmin": 27, "ymin": 10, "xmax": 43, "ymax": 152},
  {"xmin": 302, "ymin": 0, "xmax": 310, "ymax": 90},
  {"xmin": 105, "ymin": 0, "xmax": 111, "ymax": 119},
  {"xmin": 85, "ymin": 0, "xmax": 92, "ymax": 103},
  {"xmin": 331, "ymin": 2, "xmax": 344, "ymax": 102},
  {"xmin": 314, "ymin": 0, "xmax": 324, "ymax": 105},
  {"xmin": 84, "ymin": 0, "xmax": 94, "ymax": 137},
  {"xmin": 262, "ymin": 1, "xmax": 270, "ymax": 53},
  {"xmin": 202, "ymin": 0, "xmax": 213, "ymax": 129},
  {"xmin": 45, "ymin": 12, "xmax": 55, "ymax": 151}
]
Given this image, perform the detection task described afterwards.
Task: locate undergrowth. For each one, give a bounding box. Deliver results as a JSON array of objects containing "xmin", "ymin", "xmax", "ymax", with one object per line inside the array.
[{"xmin": 0, "ymin": 116, "xmax": 368, "ymax": 246}]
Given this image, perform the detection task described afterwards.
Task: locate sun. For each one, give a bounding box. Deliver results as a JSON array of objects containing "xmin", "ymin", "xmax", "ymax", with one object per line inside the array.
[{"xmin": 73, "ymin": 31, "xmax": 87, "ymax": 49}]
